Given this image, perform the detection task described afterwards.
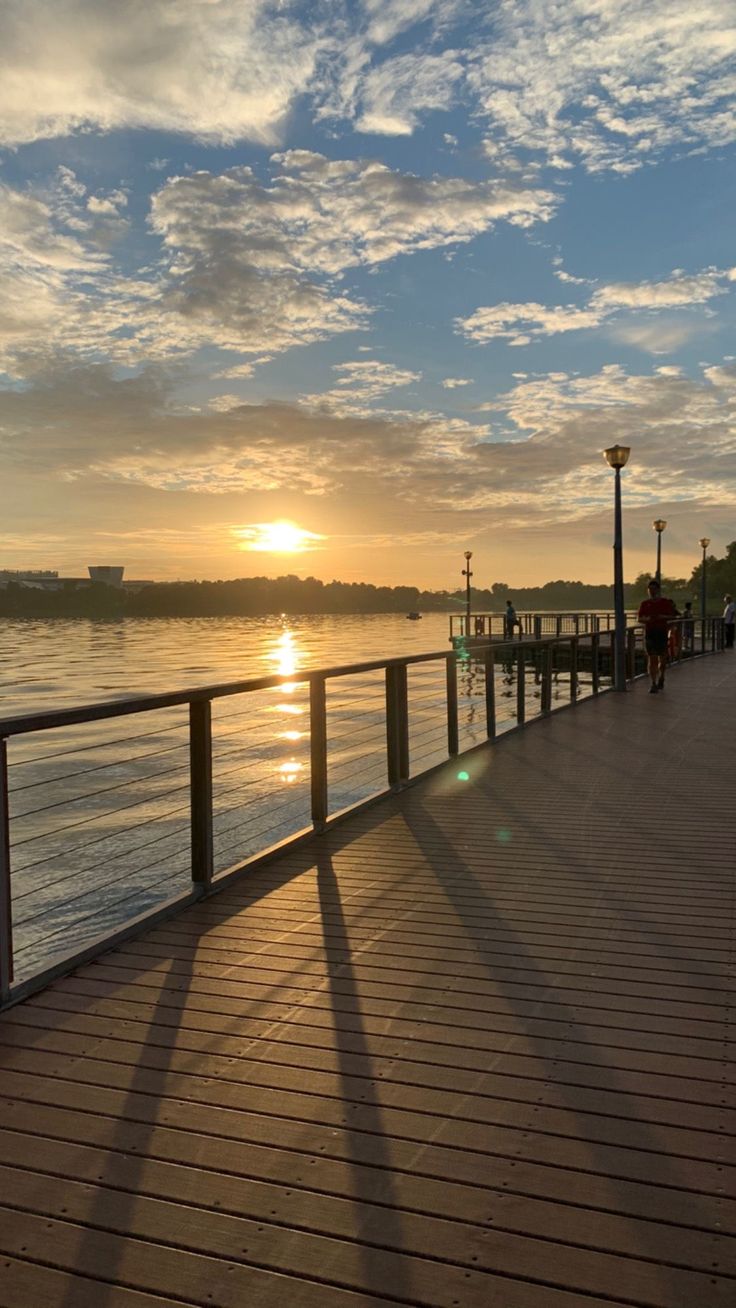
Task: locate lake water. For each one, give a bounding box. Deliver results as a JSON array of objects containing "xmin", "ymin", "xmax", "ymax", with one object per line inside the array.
[{"xmin": 0, "ymin": 614, "xmax": 581, "ymax": 984}]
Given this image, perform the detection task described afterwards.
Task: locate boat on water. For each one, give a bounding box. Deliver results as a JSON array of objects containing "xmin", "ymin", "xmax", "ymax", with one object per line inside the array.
[{"xmin": 406, "ymin": 612, "xmax": 422, "ymax": 620}]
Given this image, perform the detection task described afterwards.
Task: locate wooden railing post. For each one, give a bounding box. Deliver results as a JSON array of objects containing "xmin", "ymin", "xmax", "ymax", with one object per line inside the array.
[
  {"xmin": 516, "ymin": 647, "xmax": 526, "ymax": 725},
  {"xmin": 386, "ymin": 663, "xmax": 410, "ymax": 786},
  {"xmin": 189, "ymin": 700, "xmax": 213, "ymax": 889},
  {"xmin": 591, "ymin": 632, "xmax": 600, "ymax": 694},
  {"xmin": 569, "ymin": 637, "xmax": 578, "ymax": 701},
  {"xmin": 446, "ymin": 655, "xmax": 459, "ymax": 757},
  {"xmin": 310, "ymin": 675, "xmax": 328, "ymax": 829},
  {"xmin": 541, "ymin": 643, "xmax": 552, "ymax": 714},
  {"xmin": 0, "ymin": 738, "xmax": 13, "ymax": 1004},
  {"xmin": 626, "ymin": 627, "xmax": 636, "ymax": 681},
  {"xmin": 484, "ymin": 647, "xmax": 496, "ymax": 739}
]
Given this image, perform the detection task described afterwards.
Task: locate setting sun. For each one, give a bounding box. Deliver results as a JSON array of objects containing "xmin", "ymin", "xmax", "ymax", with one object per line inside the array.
[{"xmin": 235, "ymin": 521, "xmax": 325, "ymax": 554}]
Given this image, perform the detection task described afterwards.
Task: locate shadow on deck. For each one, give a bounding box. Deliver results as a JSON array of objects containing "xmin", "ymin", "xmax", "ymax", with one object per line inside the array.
[{"xmin": 0, "ymin": 654, "xmax": 734, "ymax": 1307}]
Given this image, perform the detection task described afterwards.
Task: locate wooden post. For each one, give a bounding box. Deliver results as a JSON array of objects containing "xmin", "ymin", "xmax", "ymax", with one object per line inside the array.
[
  {"xmin": 484, "ymin": 646, "xmax": 496, "ymax": 739},
  {"xmin": 533, "ymin": 615, "xmax": 541, "ymax": 640},
  {"xmin": 516, "ymin": 648, "xmax": 525, "ymax": 725},
  {"xmin": 190, "ymin": 701, "xmax": 213, "ymax": 889},
  {"xmin": 446, "ymin": 655, "xmax": 459, "ymax": 757},
  {"xmin": 541, "ymin": 643, "xmax": 552, "ymax": 714},
  {"xmin": 310, "ymin": 676, "xmax": 328, "ymax": 829},
  {"xmin": 0, "ymin": 738, "xmax": 13, "ymax": 1004},
  {"xmin": 591, "ymin": 632, "xmax": 600, "ymax": 695},
  {"xmin": 569, "ymin": 637, "xmax": 578, "ymax": 701},
  {"xmin": 386, "ymin": 663, "xmax": 410, "ymax": 785},
  {"xmin": 626, "ymin": 627, "xmax": 636, "ymax": 681}
]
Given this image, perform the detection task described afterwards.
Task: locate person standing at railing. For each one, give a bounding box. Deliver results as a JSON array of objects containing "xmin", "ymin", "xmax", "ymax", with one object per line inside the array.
[
  {"xmin": 724, "ymin": 595, "xmax": 735, "ymax": 648},
  {"xmin": 637, "ymin": 578, "xmax": 677, "ymax": 694},
  {"xmin": 504, "ymin": 599, "xmax": 520, "ymax": 640}
]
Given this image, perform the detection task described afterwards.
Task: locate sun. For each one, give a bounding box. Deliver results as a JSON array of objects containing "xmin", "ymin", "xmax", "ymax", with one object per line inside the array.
[{"xmin": 235, "ymin": 521, "xmax": 325, "ymax": 554}]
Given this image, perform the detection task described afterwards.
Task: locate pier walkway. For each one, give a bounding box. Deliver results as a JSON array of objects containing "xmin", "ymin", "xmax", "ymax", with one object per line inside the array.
[{"xmin": 0, "ymin": 653, "xmax": 734, "ymax": 1307}]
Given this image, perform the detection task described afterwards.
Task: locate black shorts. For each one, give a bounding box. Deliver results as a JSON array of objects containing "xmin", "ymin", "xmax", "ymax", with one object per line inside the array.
[{"xmin": 645, "ymin": 628, "xmax": 668, "ymax": 655}]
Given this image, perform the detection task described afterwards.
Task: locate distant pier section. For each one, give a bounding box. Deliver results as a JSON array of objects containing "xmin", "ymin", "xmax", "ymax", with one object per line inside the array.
[{"xmin": 449, "ymin": 609, "xmax": 626, "ymax": 648}]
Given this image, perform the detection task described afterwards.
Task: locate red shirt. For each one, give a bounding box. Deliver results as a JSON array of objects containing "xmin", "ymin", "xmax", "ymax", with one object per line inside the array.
[{"xmin": 638, "ymin": 596, "xmax": 677, "ymax": 630}]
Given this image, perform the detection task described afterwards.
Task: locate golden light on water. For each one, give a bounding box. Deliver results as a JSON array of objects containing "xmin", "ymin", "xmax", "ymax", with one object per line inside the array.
[{"xmin": 235, "ymin": 521, "xmax": 325, "ymax": 553}]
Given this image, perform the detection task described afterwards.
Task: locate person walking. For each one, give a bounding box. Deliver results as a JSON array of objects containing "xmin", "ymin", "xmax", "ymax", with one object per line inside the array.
[
  {"xmin": 724, "ymin": 594, "xmax": 735, "ymax": 648},
  {"xmin": 637, "ymin": 578, "xmax": 677, "ymax": 694},
  {"xmin": 504, "ymin": 599, "xmax": 519, "ymax": 639}
]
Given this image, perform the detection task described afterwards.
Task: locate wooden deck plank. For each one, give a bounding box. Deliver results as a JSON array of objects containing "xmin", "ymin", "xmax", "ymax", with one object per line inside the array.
[
  {"xmin": 1, "ymin": 654, "xmax": 734, "ymax": 1306},
  {"xmin": 3, "ymin": 1099, "xmax": 735, "ymax": 1240},
  {"xmin": 4, "ymin": 1003, "xmax": 730, "ymax": 1123},
  {"xmin": 1, "ymin": 1019, "xmax": 733, "ymax": 1139},
  {"xmin": 0, "ymin": 1161, "xmax": 731, "ymax": 1308}
]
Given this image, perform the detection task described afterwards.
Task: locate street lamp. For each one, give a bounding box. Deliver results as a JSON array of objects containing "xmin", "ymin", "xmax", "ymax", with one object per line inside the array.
[
  {"xmin": 699, "ymin": 537, "xmax": 710, "ymax": 631},
  {"xmin": 603, "ymin": 444, "xmax": 631, "ymax": 692},
  {"xmin": 652, "ymin": 519, "xmax": 667, "ymax": 584},
  {"xmin": 462, "ymin": 550, "xmax": 473, "ymax": 635}
]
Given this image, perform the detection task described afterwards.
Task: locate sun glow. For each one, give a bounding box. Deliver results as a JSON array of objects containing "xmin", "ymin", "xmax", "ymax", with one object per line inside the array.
[{"xmin": 236, "ymin": 521, "xmax": 324, "ymax": 554}]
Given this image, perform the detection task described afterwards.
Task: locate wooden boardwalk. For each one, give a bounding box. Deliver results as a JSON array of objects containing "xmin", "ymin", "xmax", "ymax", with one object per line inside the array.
[{"xmin": 0, "ymin": 654, "xmax": 734, "ymax": 1308}]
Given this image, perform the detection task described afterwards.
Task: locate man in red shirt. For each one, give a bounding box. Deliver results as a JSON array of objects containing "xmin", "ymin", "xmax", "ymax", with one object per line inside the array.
[{"xmin": 637, "ymin": 579, "xmax": 678, "ymax": 694}]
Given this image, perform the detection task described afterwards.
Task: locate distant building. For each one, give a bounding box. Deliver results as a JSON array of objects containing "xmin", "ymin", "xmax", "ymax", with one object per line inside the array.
[
  {"xmin": 88, "ymin": 565, "xmax": 125, "ymax": 588},
  {"xmin": 0, "ymin": 566, "xmax": 153, "ymax": 592}
]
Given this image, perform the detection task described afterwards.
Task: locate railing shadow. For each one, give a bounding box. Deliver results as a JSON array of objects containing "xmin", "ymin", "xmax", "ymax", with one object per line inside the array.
[
  {"xmin": 312, "ymin": 847, "xmax": 412, "ymax": 1300},
  {"xmin": 53, "ymin": 951, "xmax": 195, "ymax": 1307}
]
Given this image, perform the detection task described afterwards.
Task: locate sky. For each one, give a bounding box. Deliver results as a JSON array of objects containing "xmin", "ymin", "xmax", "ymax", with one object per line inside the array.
[{"xmin": 0, "ymin": 0, "xmax": 735, "ymax": 589}]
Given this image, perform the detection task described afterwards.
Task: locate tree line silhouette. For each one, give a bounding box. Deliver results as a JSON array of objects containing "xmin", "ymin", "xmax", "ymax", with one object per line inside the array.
[{"xmin": 1, "ymin": 542, "xmax": 734, "ymax": 618}]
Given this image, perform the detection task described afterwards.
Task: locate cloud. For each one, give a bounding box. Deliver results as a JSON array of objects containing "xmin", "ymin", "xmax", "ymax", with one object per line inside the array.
[
  {"xmin": 144, "ymin": 152, "xmax": 555, "ymax": 354},
  {"xmin": 457, "ymin": 301, "xmax": 603, "ymax": 343},
  {"xmin": 468, "ymin": 0, "xmax": 736, "ymax": 172},
  {"xmin": 591, "ymin": 271, "xmax": 727, "ymax": 310},
  {"xmin": 354, "ymin": 49, "xmax": 464, "ymax": 134},
  {"xmin": 301, "ymin": 359, "xmax": 421, "ymax": 413},
  {"xmin": 441, "ymin": 377, "xmax": 473, "ymax": 388},
  {"xmin": 457, "ymin": 267, "xmax": 736, "ymax": 350},
  {"xmin": 607, "ymin": 319, "xmax": 707, "ymax": 354},
  {"xmin": 0, "ymin": 0, "xmax": 326, "ymax": 147}
]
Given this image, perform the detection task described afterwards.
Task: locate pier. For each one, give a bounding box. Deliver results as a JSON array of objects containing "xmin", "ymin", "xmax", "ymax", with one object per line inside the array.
[{"xmin": 0, "ymin": 624, "xmax": 733, "ymax": 1307}]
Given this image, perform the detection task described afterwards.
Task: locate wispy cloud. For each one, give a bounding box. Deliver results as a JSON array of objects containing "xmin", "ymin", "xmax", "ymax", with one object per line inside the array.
[{"xmin": 456, "ymin": 267, "xmax": 736, "ymax": 351}]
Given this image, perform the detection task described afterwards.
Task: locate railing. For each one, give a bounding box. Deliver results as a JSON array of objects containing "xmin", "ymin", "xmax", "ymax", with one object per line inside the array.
[
  {"xmin": 449, "ymin": 610, "xmax": 638, "ymax": 640},
  {"xmin": 0, "ymin": 618, "xmax": 724, "ymax": 1007}
]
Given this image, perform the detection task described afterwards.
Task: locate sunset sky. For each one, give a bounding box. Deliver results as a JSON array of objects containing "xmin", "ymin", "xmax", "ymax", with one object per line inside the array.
[{"xmin": 1, "ymin": 0, "xmax": 735, "ymax": 588}]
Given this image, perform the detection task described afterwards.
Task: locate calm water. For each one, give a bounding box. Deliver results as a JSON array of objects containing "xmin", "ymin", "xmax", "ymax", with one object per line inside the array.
[
  {"xmin": 0, "ymin": 612, "xmax": 456, "ymax": 717},
  {"xmin": 2, "ymin": 613, "xmax": 511, "ymax": 981}
]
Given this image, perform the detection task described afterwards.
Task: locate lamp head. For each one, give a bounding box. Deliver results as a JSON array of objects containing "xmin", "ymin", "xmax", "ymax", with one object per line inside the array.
[
  {"xmin": 699, "ymin": 537, "xmax": 711, "ymax": 550},
  {"xmin": 464, "ymin": 550, "xmax": 473, "ymax": 561},
  {"xmin": 603, "ymin": 444, "xmax": 631, "ymax": 470},
  {"xmin": 653, "ymin": 519, "xmax": 667, "ymax": 533}
]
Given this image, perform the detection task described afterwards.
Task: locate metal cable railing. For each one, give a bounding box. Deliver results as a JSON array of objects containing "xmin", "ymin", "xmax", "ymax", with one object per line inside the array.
[{"xmin": 0, "ymin": 617, "xmax": 725, "ymax": 1005}]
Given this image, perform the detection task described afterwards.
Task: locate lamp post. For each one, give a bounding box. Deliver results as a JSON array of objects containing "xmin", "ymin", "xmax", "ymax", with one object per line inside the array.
[
  {"xmin": 462, "ymin": 551, "xmax": 473, "ymax": 636},
  {"xmin": 603, "ymin": 444, "xmax": 631, "ymax": 692},
  {"xmin": 699, "ymin": 536, "xmax": 710, "ymax": 625},
  {"xmin": 652, "ymin": 519, "xmax": 667, "ymax": 584}
]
